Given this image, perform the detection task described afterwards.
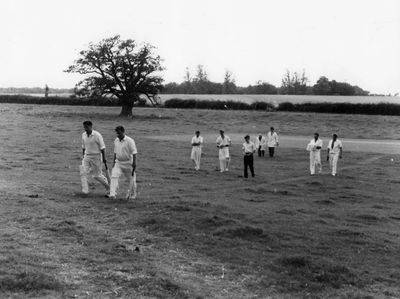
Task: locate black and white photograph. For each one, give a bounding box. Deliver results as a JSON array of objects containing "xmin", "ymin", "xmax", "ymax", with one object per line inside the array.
[{"xmin": 0, "ymin": 0, "xmax": 399, "ymax": 298}]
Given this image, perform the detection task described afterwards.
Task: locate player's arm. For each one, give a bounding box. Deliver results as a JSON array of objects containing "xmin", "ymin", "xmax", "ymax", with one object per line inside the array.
[
  {"xmin": 101, "ymin": 148, "xmax": 107, "ymax": 163},
  {"xmin": 339, "ymin": 147, "xmax": 343, "ymax": 159},
  {"xmin": 97, "ymin": 134, "xmax": 107, "ymax": 163},
  {"xmin": 131, "ymin": 154, "xmax": 136, "ymax": 175},
  {"xmin": 112, "ymin": 153, "xmax": 116, "ymax": 167},
  {"xmin": 82, "ymin": 137, "xmax": 85, "ymax": 157}
]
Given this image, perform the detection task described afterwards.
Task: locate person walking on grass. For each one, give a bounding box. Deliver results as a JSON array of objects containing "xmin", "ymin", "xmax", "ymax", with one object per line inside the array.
[
  {"xmin": 242, "ymin": 135, "xmax": 256, "ymax": 178},
  {"xmin": 327, "ymin": 134, "xmax": 343, "ymax": 176},
  {"xmin": 191, "ymin": 130, "xmax": 203, "ymax": 171},
  {"xmin": 109, "ymin": 126, "xmax": 137, "ymax": 200},
  {"xmin": 216, "ymin": 130, "xmax": 232, "ymax": 172},
  {"xmin": 79, "ymin": 121, "xmax": 110, "ymax": 196},
  {"xmin": 266, "ymin": 127, "xmax": 279, "ymax": 157},
  {"xmin": 255, "ymin": 133, "xmax": 267, "ymax": 157},
  {"xmin": 307, "ymin": 133, "xmax": 323, "ymax": 175}
]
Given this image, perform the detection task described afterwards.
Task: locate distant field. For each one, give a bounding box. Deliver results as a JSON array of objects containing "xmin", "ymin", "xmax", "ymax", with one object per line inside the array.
[
  {"xmin": 1, "ymin": 92, "xmax": 399, "ymax": 105},
  {"xmin": 0, "ymin": 104, "xmax": 399, "ymax": 298}
]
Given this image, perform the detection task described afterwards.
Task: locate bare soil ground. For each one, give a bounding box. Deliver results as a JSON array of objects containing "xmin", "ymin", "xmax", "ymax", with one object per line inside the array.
[{"xmin": 0, "ymin": 104, "xmax": 400, "ymax": 298}]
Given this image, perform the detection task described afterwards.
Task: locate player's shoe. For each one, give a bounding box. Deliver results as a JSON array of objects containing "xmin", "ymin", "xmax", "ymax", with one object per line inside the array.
[{"xmin": 126, "ymin": 192, "xmax": 136, "ymax": 200}]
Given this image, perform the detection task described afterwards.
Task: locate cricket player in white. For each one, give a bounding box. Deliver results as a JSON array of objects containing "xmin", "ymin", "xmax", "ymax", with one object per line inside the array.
[
  {"xmin": 327, "ymin": 134, "xmax": 343, "ymax": 176},
  {"xmin": 80, "ymin": 121, "xmax": 110, "ymax": 195},
  {"xmin": 255, "ymin": 133, "xmax": 267, "ymax": 157},
  {"xmin": 216, "ymin": 130, "xmax": 232, "ymax": 172},
  {"xmin": 307, "ymin": 133, "xmax": 323, "ymax": 175},
  {"xmin": 191, "ymin": 131, "xmax": 203, "ymax": 171},
  {"xmin": 109, "ymin": 126, "xmax": 137, "ymax": 200},
  {"xmin": 266, "ymin": 127, "xmax": 279, "ymax": 157}
]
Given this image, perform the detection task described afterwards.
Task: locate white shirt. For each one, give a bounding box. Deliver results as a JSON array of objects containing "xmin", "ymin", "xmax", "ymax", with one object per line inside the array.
[
  {"xmin": 307, "ymin": 138, "xmax": 323, "ymax": 152},
  {"xmin": 267, "ymin": 131, "xmax": 279, "ymax": 147},
  {"xmin": 82, "ymin": 130, "xmax": 105, "ymax": 155},
  {"xmin": 242, "ymin": 141, "xmax": 256, "ymax": 154},
  {"xmin": 114, "ymin": 136, "xmax": 137, "ymax": 162},
  {"xmin": 327, "ymin": 139, "xmax": 343, "ymax": 154},
  {"xmin": 255, "ymin": 136, "xmax": 267, "ymax": 150},
  {"xmin": 216, "ymin": 135, "xmax": 231, "ymax": 148},
  {"xmin": 191, "ymin": 136, "xmax": 203, "ymax": 148}
]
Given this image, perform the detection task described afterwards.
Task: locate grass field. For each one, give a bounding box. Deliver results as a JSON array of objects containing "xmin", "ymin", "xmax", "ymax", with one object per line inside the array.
[{"xmin": 0, "ymin": 104, "xmax": 400, "ymax": 298}]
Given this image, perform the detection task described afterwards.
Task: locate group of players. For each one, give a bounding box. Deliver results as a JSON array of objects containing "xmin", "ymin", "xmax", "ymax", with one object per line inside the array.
[
  {"xmin": 79, "ymin": 121, "xmax": 137, "ymax": 200},
  {"xmin": 191, "ymin": 129, "xmax": 343, "ymax": 179},
  {"xmin": 79, "ymin": 121, "xmax": 343, "ymax": 200},
  {"xmin": 191, "ymin": 127, "xmax": 279, "ymax": 178}
]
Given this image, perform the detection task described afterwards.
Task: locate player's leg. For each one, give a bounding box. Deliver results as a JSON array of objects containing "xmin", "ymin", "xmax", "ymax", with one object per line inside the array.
[
  {"xmin": 126, "ymin": 171, "xmax": 137, "ymax": 199},
  {"xmin": 316, "ymin": 153, "xmax": 322, "ymax": 173},
  {"xmin": 92, "ymin": 156, "xmax": 110, "ymax": 191},
  {"xmin": 310, "ymin": 152, "xmax": 315, "ymax": 175},
  {"xmin": 219, "ymin": 158, "xmax": 225, "ymax": 172},
  {"xmin": 249, "ymin": 154, "xmax": 255, "ymax": 177},
  {"xmin": 191, "ymin": 148, "xmax": 197, "ymax": 170},
  {"xmin": 109, "ymin": 163, "xmax": 122, "ymax": 198},
  {"xmin": 332, "ymin": 154, "xmax": 338, "ymax": 176},
  {"xmin": 225, "ymin": 149, "xmax": 230, "ymax": 171},
  {"xmin": 196, "ymin": 149, "xmax": 201, "ymax": 170},
  {"xmin": 120, "ymin": 163, "xmax": 136, "ymax": 199},
  {"xmin": 79, "ymin": 158, "xmax": 90, "ymax": 194},
  {"xmin": 243, "ymin": 156, "xmax": 248, "ymax": 178}
]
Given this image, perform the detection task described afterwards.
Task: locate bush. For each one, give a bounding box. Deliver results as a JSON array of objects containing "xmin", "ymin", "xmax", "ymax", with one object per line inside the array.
[
  {"xmin": 277, "ymin": 101, "xmax": 400, "ymax": 116},
  {"xmin": 163, "ymin": 98, "xmax": 276, "ymax": 111},
  {"xmin": 0, "ymin": 95, "xmax": 148, "ymax": 107}
]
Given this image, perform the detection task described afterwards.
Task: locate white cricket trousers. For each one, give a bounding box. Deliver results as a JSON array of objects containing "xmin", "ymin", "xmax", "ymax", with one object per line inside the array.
[
  {"xmin": 309, "ymin": 151, "xmax": 322, "ymax": 175},
  {"xmin": 79, "ymin": 154, "xmax": 109, "ymax": 194},
  {"xmin": 191, "ymin": 147, "xmax": 202, "ymax": 170},
  {"xmin": 110, "ymin": 161, "xmax": 137, "ymax": 197},
  {"xmin": 218, "ymin": 148, "xmax": 230, "ymax": 172},
  {"xmin": 329, "ymin": 153, "xmax": 339, "ymax": 175}
]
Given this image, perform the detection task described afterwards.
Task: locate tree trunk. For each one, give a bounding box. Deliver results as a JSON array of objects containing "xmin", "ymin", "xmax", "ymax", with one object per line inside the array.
[
  {"xmin": 119, "ymin": 103, "xmax": 133, "ymax": 117},
  {"xmin": 119, "ymin": 94, "xmax": 139, "ymax": 117}
]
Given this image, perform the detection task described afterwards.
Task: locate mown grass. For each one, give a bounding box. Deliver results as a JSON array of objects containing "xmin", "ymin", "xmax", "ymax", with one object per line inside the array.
[{"xmin": 0, "ymin": 104, "xmax": 399, "ymax": 298}]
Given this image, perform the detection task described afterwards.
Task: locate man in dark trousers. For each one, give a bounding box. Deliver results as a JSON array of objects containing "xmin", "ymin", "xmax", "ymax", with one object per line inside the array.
[{"xmin": 242, "ymin": 135, "xmax": 256, "ymax": 179}]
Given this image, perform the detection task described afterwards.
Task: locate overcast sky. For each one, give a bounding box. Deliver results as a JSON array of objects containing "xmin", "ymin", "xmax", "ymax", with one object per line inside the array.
[{"xmin": 0, "ymin": 0, "xmax": 399, "ymax": 94}]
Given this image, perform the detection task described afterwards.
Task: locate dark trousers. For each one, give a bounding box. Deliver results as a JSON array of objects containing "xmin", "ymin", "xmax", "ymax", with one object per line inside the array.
[
  {"xmin": 244, "ymin": 154, "xmax": 255, "ymax": 178},
  {"xmin": 268, "ymin": 147, "xmax": 275, "ymax": 157},
  {"xmin": 258, "ymin": 147, "xmax": 265, "ymax": 157}
]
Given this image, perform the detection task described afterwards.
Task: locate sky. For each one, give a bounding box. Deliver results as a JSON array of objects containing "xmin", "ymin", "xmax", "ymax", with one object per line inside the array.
[{"xmin": 0, "ymin": 0, "xmax": 399, "ymax": 94}]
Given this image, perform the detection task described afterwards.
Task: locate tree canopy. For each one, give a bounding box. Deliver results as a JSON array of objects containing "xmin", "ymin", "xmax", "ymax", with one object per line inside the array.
[{"xmin": 66, "ymin": 35, "xmax": 164, "ymax": 116}]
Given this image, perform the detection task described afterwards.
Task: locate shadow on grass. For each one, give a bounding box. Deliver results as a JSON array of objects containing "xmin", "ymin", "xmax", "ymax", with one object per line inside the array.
[
  {"xmin": 265, "ymin": 255, "xmax": 364, "ymax": 292},
  {"xmin": 0, "ymin": 271, "xmax": 63, "ymax": 293}
]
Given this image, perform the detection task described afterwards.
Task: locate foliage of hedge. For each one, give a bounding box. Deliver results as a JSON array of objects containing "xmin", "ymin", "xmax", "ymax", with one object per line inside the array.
[
  {"xmin": 164, "ymin": 98, "xmax": 275, "ymax": 111},
  {"xmin": 277, "ymin": 102, "xmax": 400, "ymax": 115},
  {"xmin": 0, "ymin": 95, "xmax": 148, "ymax": 107},
  {"xmin": 1, "ymin": 95, "xmax": 400, "ymax": 116}
]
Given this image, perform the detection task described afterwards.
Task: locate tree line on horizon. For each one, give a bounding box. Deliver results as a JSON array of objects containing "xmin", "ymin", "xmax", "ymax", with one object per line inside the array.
[
  {"xmin": 0, "ymin": 67, "xmax": 370, "ymax": 97},
  {"xmin": 162, "ymin": 66, "xmax": 370, "ymax": 96}
]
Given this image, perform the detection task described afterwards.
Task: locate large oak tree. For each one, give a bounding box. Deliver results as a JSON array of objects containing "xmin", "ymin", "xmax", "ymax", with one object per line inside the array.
[{"xmin": 66, "ymin": 35, "xmax": 164, "ymax": 116}]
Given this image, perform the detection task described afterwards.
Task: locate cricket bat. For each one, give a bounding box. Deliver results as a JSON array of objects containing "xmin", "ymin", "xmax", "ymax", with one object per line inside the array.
[{"xmin": 104, "ymin": 163, "xmax": 111, "ymax": 185}]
